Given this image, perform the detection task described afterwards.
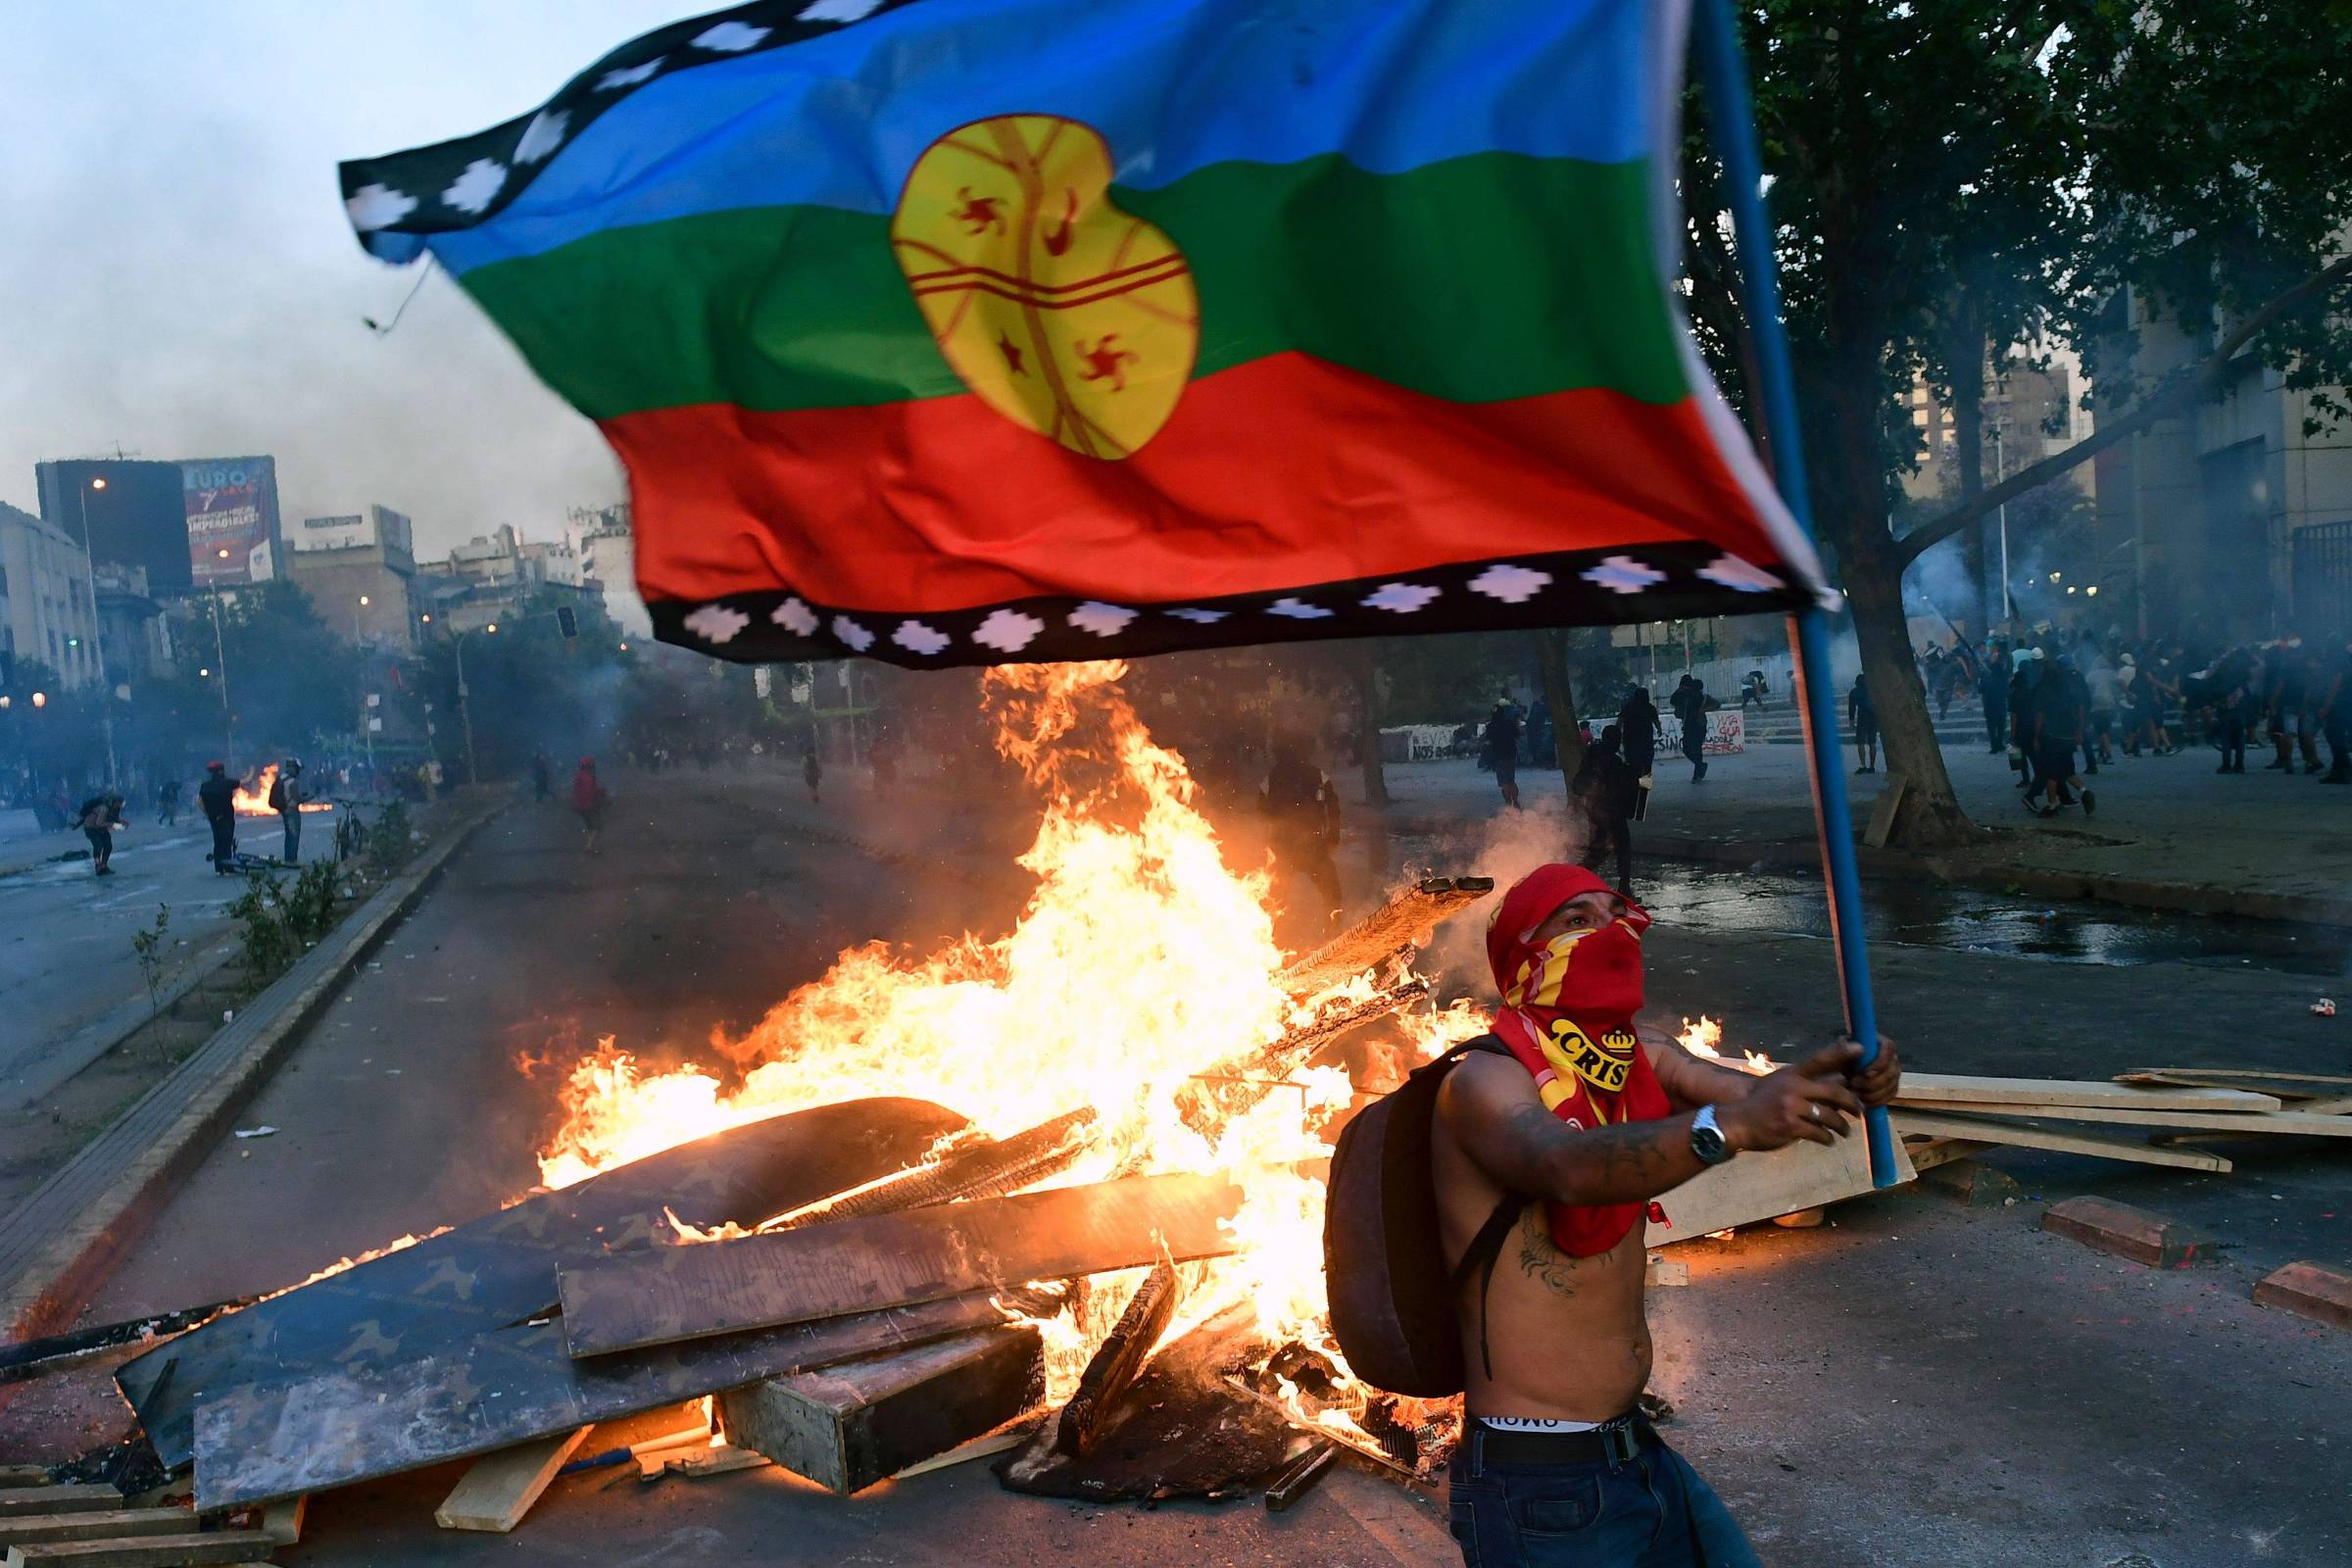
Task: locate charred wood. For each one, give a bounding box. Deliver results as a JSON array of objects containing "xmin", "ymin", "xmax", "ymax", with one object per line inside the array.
[{"xmin": 1053, "ymin": 1261, "xmax": 1184, "ymax": 1457}]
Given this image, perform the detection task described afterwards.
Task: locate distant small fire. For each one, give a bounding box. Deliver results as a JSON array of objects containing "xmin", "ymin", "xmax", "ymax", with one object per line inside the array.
[
  {"xmin": 232, "ymin": 763, "xmax": 334, "ymax": 816},
  {"xmin": 1678, "ymin": 1014, "xmax": 1776, "ymax": 1074}
]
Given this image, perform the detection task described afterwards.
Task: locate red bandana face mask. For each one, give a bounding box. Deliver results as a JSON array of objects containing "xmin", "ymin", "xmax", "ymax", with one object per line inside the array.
[{"xmin": 1484, "ymin": 865, "xmax": 1673, "ymax": 1256}]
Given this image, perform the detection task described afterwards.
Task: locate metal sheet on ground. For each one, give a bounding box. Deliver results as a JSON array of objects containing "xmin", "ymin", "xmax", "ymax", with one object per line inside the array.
[
  {"xmin": 125, "ymin": 1097, "xmax": 967, "ymax": 1472},
  {"xmin": 190, "ymin": 1290, "xmax": 1040, "ymax": 1511},
  {"xmin": 560, "ymin": 1172, "xmax": 1243, "ymax": 1358}
]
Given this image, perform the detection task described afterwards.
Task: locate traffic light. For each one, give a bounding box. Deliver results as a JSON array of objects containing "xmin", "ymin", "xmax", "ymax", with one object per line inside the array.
[{"xmin": 557, "ymin": 606, "xmax": 579, "ymax": 639}]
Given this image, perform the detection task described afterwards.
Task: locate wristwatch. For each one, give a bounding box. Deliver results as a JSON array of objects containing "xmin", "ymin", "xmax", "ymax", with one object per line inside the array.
[{"xmin": 1690, "ymin": 1104, "xmax": 1734, "ymax": 1166}]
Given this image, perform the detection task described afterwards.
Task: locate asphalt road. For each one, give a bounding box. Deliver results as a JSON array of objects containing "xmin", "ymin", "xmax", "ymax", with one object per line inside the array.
[
  {"xmin": 11, "ymin": 765, "xmax": 2350, "ymax": 1566},
  {"xmin": 0, "ymin": 813, "xmax": 288, "ymax": 1107}
]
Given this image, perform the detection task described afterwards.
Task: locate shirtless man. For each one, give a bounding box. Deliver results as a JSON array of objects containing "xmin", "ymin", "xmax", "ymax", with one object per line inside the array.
[{"xmin": 1433, "ymin": 864, "xmax": 1900, "ymax": 1564}]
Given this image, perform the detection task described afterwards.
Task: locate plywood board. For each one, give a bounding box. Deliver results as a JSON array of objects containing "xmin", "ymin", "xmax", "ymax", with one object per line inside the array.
[
  {"xmin": 1646, "ymin": 1130, "xmax": 1912, "ymax": 1246},
  {"xmin": 1896, "ymin": 1074, "xmax": 2280, "ymax": 1113},
  {"xmin": 124, "ymin": 1097, "xmax": 967, "ymax": 1472},
  {"xmin": 1888, "ymin": 1110, "xmax": 2231, "ymax": 1172},
  {"xmin": 1897, "ymin": 1102, "xmax": 2352, "ymax": 1137},
  {"xmin": 560, "ymin": 1172, "xmax": 1241, "ymax": 1359},
  {"xmin": 191, "ymin": 1288, "xmax": 1047, "ymax": 1512},
  {"xmin": 433, "ymin": 1427, "xmax": 589, "ymax": 1533}
]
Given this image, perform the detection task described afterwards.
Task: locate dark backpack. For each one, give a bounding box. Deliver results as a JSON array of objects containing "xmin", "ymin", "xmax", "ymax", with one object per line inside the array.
[{"xmin": 1323, "ymin": 1035, "xmax": 1526, "ymax": 1397}]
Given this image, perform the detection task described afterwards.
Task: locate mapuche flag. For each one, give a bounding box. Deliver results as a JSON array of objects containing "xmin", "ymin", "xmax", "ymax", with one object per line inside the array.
[{"xmin": 342, "ymin": 0, "xmax": 1830, "ymax": 666}]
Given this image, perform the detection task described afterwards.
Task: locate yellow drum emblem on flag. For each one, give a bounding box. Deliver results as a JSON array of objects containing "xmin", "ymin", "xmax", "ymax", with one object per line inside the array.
[{"xmin": 892, "ymin": 116, "xmax": 1199, "ymax": 459}]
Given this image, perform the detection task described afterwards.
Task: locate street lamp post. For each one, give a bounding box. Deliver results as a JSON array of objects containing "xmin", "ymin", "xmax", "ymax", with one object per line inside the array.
[
  {"xmin": 451, "ymin": 620, "xmax": 497, "ymax": 786},
  {"xmin": 74, "ymin": 477, "xmax": 120, "ymax": 784}
]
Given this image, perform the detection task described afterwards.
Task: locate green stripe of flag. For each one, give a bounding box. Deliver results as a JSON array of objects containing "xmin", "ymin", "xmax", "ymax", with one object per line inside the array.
[{"xmin": 459, "ymin": 151, "xmax": 1689, "ymax": 421}]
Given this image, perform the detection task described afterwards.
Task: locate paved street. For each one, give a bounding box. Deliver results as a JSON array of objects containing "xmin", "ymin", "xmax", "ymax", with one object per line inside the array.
[
  {"xmin": 0, "ymin": 813, "xmax": 288, "ymax": 1108},
  {"xmin": 3, "ymin": 764, "xmax": 2341, "ymax": 1567}
]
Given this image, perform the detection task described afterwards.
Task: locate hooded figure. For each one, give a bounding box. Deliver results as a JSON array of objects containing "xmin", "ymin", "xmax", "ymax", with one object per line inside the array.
[
  {"xmin": 198, "ymin": 760, "xmax": 238, "ymax": 872},
  {"xmin": 1482, "ymin": 865, "xmax": 1670, "ymax": 1257},
  {"xmin": 571, "ymin": 756, "xmax": 609, "ymax": 854}
]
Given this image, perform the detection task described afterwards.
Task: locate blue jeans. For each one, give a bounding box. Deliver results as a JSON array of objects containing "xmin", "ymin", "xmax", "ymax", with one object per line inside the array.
[{"xmin": 1446, "ymin": 1422, "xmax": 1760, "ymax": 1567}]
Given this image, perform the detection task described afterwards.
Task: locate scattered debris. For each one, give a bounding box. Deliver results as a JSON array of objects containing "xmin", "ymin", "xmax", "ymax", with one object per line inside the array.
[
  {"xmin": 1054, "ymin": 1261, "xmax": 1184, "ymax": 1458},
  {"xmin": 231, "ymin": 1127, "xmax": 276, "ymax": 1140},
  {"xmin": 1262, "ymin": 1441, "xmax": 1338, "ymax": 1511}
]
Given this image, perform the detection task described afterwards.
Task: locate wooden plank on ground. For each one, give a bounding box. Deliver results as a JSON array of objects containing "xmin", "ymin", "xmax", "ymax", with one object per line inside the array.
[
  {"xmin": 717, "ymin": 1326, "xmax": 1045, "ymax": 1494},
  {"xmin": 0, "ymin": 1516, "xmax": 194, "ymax": 1550},
  {"xmin": 4, "ymin": 1532, "xmax": 271, "ymax": 1568},
  {"xmin": 192, "ymin": 1288, "xmax": 1053, "ymax": 1513},
  {"xmin": 1899, "ymin": 1137, "xmax": 1992, "ymax": 1173},
  {"xmin": 1888, "ymin": 1110, "xmax": 2231, "ymax": 1172},
  {"xmin": 1897, "ymin": 1102, "xmax": 2352, "ymax": 1137},
  {"xmin": 1647, "ymin": 1128, "xmax": 1913, "ymax": 1246},
  {"xmin": 2118, "ymin": 1068, "xmax": 2352, "ymax": 1092},
  {"xmin": 434, "ymin": 1427, "xmax": 590, "ymax": 1533},
  {"xmin": 1896, "ymin": 1074, "xmax": 2281, "ymax": 1113},
  {"xmin": 255, "ymin": 1500, "xmax": 302, "ymax": 1549},
  {"xmin": 122, "ymin": 1096, "xmax": 969, "ymax": 1473},
  {"xmin": 0, "ymin": 1490, "xmax": 121, "ymax": 1520},
  {"xmin": 559, "ymin": 1172, "xmax": 1241, "ymax": 1359}
]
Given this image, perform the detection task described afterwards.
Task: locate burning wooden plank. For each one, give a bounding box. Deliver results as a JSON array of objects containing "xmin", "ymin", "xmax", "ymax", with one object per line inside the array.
[
  {"xmin": 1174, "ymin": 982, "xmax": 1428, "ymax": 1138},
  {"xmin": 189, "ymin": 1289, "xmax": 1056, "ymax": 1512},
  {"xmin": 559, "ymin": 1172, "xmax": 1243, "ymax": 1359},
  {"xmin": 1277, "ymin": 877, "xmax": 1492, "ymax": 998},
  {"xmin": 771, "ymin": 1108, "xmax": 1099, "ymax": 1229},
  {"xmin": 123, "ymin": 1097, "xmax": 970, "ymax": 1474},
  {"xmin": 1053, "ymin": 1261, "xmax": 1183, "ymax": 1458},
  {"xmin": 716, "ymin": 1326, "xmax": 1045, "ymax": 1494}
]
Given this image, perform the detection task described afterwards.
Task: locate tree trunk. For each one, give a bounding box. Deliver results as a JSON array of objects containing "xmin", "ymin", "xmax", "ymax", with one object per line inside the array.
[
  {"xmin": 1838, "ymin": 524, "xmax": 1980, "ymax": 850},
  {"xmin": 1532, "ymin": 630, "xmax": 1587, "ymax": 787}
]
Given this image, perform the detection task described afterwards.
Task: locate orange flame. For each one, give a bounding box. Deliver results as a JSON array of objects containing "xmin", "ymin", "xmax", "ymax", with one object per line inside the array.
[
  {"xmin": 1678, "ymin": 1014, "xmax": 1775, "ymax": 1074},
  {"xmin": 231, "ymin": 763, "xmax": 333, "ymax": 815},
  {"xmin": 530, "ymin": 662, "xmax": 1469, "ymax": 1429}
]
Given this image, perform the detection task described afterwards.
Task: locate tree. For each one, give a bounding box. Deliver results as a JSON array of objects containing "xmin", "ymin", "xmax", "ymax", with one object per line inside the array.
[{"xmin": 1689, "ymin": 2, "xmax": 2352, "ymax": 849}]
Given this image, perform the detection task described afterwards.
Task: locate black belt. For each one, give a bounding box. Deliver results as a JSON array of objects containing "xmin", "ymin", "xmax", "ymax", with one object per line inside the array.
[{"xmin": 1470, "ymin": 1414, "xmax": 1652, "ymax": 1469}]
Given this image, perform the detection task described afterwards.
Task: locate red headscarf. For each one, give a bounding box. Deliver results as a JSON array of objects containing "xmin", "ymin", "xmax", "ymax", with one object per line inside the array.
[{"xmin": 1485, "ymin": 864, "xmax": 1672, "ymax": 1256}]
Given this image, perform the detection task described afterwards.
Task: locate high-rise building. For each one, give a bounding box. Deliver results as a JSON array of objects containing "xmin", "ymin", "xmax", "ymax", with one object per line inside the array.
[
  {"xmin": 572, "ymin": 503, "xmax": 650, "ymax": 637},
  {"xmin": 0, "ymin": 502, "xmax": 103, "ymax": 689}
]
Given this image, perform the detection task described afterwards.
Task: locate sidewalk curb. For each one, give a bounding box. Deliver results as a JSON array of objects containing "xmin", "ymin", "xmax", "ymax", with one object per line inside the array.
[{"xmin": 0, "ymin": 801, "xmax": 505, "ymax": 1341}]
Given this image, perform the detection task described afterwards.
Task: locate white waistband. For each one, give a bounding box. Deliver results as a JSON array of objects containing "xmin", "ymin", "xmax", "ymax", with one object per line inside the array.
[{"xmin": 1478, "ymin": 1414, "xmax": 1603, "ymax": 1434}]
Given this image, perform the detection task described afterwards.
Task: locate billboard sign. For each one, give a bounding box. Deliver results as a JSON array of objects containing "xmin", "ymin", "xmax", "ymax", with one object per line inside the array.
[
  {"xmin": 183, "ymin": 457, "xmax": 281, "ymax": 586},
  {"xmin": 298, "ymin": 514, "xmax": 368, "ymax": 551}
]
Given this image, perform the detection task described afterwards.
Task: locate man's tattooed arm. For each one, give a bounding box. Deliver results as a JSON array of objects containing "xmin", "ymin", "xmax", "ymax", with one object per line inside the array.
[{"xmin": 1440, "ymin": 1056, "xmax": 1707, "ymax": 1206}]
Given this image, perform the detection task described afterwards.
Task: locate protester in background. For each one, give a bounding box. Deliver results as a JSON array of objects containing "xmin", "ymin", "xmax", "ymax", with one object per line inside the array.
[
  {"xmin": 1570, "ymin": 723, "xmax": 1638, "ymax": 896},
  {"xmin": 2318, "ymin": 639, "xmax": 2352, "ymax": 786},
  {"xmin": 803, "ymin": 742, "xmax": 823, "ymax": 804},
  {"xmin": 76, "ymin": 791, "xmax": 122, "ymax": 876},
  {"xmin": 2034, "ymin": 658, "xmax": 2092, "ymax": 815},
  {"xmin": 198, "ymin": 760, "xmax": 236, "ymax": 873},
  {"xmin": 1481, "ymin": 694, "xmax": 1523, "ymax": 809},
  {"xmin": 1262, "ymin": 729, "xmax": 1344, "ymax": 934},
  {"xmin": 1847, "ymin": 671, "xmax": 1880, "ymax": 774},
  {"xmin": 530, "ymin": 750, "xmax": 553, "ymax": 803},
  {"xmin": 1617, "ymin": 685, "xmax": 1662, "ymax": 791},
  {"xmin": 2084, "ymin": 647, "xmax": 2120, "ymax": 771},
  {"xmin": 2266, "ymin": 638, "xmax": 2321, "ymax": 774},
  {"xmin": 1740, "ymin": 669, "xmax": 1768, "ymax": 712},
  {"xmin": 2209, "ymin": 649, "xmax": 2253, "ymax": 773},
  {"xmin": 570, "ymin": 756, "xmax": 610, "ymax": 853},
  {"xmin": 2009, "ymin": 650, "xmax": 2043, "ymax": 795},
  {"xmin": 269, "ymin": 758, "xmax": 306, "ymax": 864},
  {"xmin": 155, "ymin": 776, "xmax": 181, "ymax": 827},
  {"xmin": 1979, "ymin": 638, "xmax": 2012, "ymax": 754},
  {"xmin": 1670, "ymin": 675, "xmax": 1709, "ymax": 782}
]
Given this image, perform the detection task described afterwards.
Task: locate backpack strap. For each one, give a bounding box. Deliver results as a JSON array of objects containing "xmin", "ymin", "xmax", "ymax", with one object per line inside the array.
[{"xmin": 1433, "ymin": 1035, "xmax": 1522, "ymax": 1382}]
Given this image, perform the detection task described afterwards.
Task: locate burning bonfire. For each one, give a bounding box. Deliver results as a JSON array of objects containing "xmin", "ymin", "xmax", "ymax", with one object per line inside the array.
[
  {"xmin": 229, "ymin": 763, "xmax": 334, "ymax": 816},
  {"xmin": 535, "ymin": 662, "xmax": 1485, "ymax": 1474}
]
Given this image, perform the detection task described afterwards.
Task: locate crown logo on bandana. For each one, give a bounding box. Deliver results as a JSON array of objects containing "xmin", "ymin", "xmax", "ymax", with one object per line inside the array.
[{"xmin": 1546, "ymin": 1019, "xmax": 1636, "ymax": 1094}]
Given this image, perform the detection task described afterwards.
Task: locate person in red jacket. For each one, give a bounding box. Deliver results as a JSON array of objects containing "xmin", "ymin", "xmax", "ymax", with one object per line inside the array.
[{"xmin": 570, "ymin": 756, "xmax": 609, "ymax": 856}]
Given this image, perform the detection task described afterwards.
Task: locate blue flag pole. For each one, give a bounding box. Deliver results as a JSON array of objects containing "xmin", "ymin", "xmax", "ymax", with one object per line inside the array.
[{"xmin": 1692, "ymin": 0, "xmax": 1896, "ymax": 1186}]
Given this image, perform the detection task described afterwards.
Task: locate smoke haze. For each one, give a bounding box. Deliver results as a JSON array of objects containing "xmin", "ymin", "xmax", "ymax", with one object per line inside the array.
[{"xmin": 0, "ymin": 3, "xmax": 694, "ymax": 553}]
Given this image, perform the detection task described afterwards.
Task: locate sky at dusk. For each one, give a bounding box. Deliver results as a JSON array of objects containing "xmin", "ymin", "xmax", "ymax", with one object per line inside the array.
[{"xmin": 0, "ymin": 2, "xmax": 701, "ymax": 558}]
